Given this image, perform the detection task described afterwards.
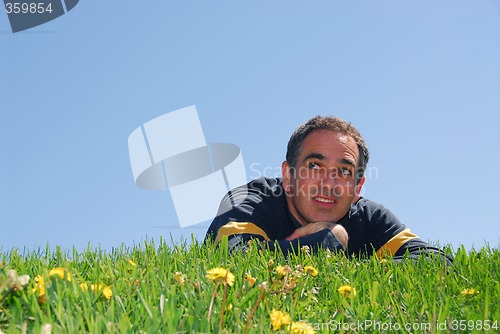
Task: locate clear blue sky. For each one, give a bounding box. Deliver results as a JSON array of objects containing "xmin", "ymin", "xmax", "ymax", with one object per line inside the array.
[{"xmin": 1, "ymin": 0, "xmax": 499, "ymax": 253}]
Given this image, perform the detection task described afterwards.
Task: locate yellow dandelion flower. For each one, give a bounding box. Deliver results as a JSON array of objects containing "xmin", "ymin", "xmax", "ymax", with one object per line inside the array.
[
  {"xmin": 49, "ymin": 268, "xmax": 71, "ymax": 281},
  {"xmin": 289, "ymin": 321, "xmax": 316, "ymax": 334},
  {"xmin": 338, "ymin": 285, "xmax": 357, "ymax": 298},
  {"xmin": 173, "ymin": 272, "xmax": 186, "ymax": 284},
  {"xmin": 101, "ymin": 285, "xmax": 113, "ymax": 300},
  {"xmin": 80, "ymin": 282, "xmax": 112, "ymax": 300},
  {"xmin": 276, "ymin": 265, "xmax": 291, "ymax": 277},
  {"xmin": 460, "ymin": 288, "xmax": 478, "ymax": 296},
  {"xmin": 32, "ymin": 275, "xmax": 45, "ymax": 296},
  {"xmin": 245, "ymin": 273, "xmax": 257, "ymax": 287},
  {"xmin": 268, "ymin": 259, "xmax": 275, "ymax": 267},
  {"xmin": 304, "ymin": 266, "xmax": 318, "ymax": 277},
  {"xmin": 205, "ymin": 267, "xmax": 226, "ymax": 280},
  {"xmin": 206, "ymin": 267, "xmax": 235, "ymax": 286},
  {"xmin": 276, "ymin": 265, "xmax": 286, "ymax": 276},
  {"xmin": 270, "ymin": 309, "xmax": 291, "ymax": 331}
]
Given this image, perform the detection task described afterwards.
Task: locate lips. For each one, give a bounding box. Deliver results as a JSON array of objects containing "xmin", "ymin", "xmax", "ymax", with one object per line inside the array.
[{"xmin": 313, "ymin": 196, "xmax": 336, "ymax": 204}]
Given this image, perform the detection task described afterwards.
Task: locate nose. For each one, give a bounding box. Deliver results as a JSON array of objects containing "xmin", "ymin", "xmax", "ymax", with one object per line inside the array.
[{"xmin": 320, "ymin": 170, "xmax": 340, "ymax": 195}]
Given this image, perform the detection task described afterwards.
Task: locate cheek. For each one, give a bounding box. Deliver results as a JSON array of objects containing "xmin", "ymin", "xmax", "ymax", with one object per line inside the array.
[{"xmin": 335, "ymin": 182, "xmax": 356, "ymax": 199}]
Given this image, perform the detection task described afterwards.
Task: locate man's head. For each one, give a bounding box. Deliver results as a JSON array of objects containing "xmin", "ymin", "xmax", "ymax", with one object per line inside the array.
[
  {"xmin": 282, "ymin": 116, "xmax": 370, "ymax": 226},
  {"xmin": 286, "ymin": 116, "xmax": 369, "ymax": 182}
]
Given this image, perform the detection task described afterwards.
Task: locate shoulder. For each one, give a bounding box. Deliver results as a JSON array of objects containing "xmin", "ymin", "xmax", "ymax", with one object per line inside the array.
[
  {"xmin": 343, "ymin": 197, "xmax": 409, "ymax": 256},
  {"xmin": 218, "ymin": 177, "xmax": 284, "ymax": 210},
  {"xmin": 348, "ymin": 197, "xmax": 405, "ymax": 231},
  {"xmin": 351, "ymin": 197, "xmax": 391, "ymax": 218},
  {"xmin": 206, "ymin": 177, "xmax": 288, "ymax": 240},
  {"xmin": 248, "ymin": 177, "xmax": 284, "ymax": 195}
]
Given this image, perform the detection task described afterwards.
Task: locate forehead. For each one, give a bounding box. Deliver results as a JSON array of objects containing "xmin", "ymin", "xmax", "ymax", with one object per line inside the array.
[{"xmin": 299, "ymin": 130, "xmax": 359, "ymax": 162}]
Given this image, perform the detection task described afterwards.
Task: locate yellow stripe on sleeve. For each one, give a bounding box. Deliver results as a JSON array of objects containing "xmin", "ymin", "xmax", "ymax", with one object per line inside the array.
[
  {"xmin": 215, "ymin": 222, "xmax": 271, "ymax": 244},
  {"xmin": 376, "ymin": 228, "xmax": 418, "ymax": 258}
]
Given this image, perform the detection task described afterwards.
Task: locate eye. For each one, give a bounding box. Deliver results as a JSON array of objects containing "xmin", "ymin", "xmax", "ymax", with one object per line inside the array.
[
  {"xmin": 339, "ymin": 168, "xmax": 353, "ymax": 176},
  {"xmin": 307, "ymin": 162, "xmax": 320, "ymax": 169}
]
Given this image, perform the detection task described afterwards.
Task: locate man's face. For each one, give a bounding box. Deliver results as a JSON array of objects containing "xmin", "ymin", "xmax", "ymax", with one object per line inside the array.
[{"xmin": 282, "ymin": 130, "xmax": 365, "ymax": 226}]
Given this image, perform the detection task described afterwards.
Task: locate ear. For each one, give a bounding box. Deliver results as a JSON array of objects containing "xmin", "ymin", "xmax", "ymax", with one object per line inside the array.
[
  {"xmin": 353, "ymin": 176, "xmax": 366, "ymax": 202},
  {"xmin": 281, "ymin": 161, "xmax": 292, "ymax": 194}
]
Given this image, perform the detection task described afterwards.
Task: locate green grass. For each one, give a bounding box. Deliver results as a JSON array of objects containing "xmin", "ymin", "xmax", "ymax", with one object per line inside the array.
[{"xmin": 1, "ymin": 238, "xmax": 499, "ymax": 333}]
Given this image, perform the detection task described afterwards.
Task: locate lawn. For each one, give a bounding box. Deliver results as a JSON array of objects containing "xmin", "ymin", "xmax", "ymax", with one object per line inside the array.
[{"xmin": 1, "ymin": 238, "xmax": 499, "ymax": 333}]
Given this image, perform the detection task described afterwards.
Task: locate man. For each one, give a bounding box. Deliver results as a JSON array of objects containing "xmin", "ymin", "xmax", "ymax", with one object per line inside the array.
[{"xmin": 205, "ymin": 116, "xmax": 451, "ymax": 265}]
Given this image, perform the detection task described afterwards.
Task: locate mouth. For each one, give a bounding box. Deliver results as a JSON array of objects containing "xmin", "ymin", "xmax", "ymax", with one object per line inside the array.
[{"xmin": 312, "ymin": 196, "xmax": 336, "ymax": 204}]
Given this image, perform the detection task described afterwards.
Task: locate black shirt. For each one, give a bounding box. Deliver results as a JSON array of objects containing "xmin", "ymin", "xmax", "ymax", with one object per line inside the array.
[{"xmin": 205, "ymin": 177, "xmax": 451, "ymax": 264}]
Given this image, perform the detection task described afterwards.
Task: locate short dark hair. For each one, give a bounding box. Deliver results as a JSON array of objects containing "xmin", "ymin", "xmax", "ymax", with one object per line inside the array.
[{"xmin": 286, "ymin": 116, "xmax": 369, "ymax": 183}]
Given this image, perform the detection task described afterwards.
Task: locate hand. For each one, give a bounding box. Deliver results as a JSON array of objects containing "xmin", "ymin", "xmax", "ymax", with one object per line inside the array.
[
  {"xmin": 286, "ymin": 222, "xmax": 336, "ymax": 240},
  {"xmin": 285, "ymin": 222, "xmax": 348, "ymax": 249}
]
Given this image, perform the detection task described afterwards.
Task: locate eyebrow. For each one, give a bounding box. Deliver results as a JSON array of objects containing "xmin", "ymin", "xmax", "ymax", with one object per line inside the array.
[
  {"xmin": 340, "ymin": 158, "xmax": 356, "ymax": 167},
  {"xmin": 302, "ymin": 153, "xmax": 356, "ymax": 167},
  {"xmin": 302, "ymin": 153, "xmax": 326, "ymax": 162}
]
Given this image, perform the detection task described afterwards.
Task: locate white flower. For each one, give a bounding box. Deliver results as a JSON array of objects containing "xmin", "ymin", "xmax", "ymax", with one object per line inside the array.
[{"xmin": 5, "ymin": 270, "xmax": 30, "ymax": 290}]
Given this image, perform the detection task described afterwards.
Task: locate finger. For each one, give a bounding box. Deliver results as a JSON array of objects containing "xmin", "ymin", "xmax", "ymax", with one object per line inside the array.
[{"xmin": 285, "ymin": 231, "xmax": 301, "ymax": 241}]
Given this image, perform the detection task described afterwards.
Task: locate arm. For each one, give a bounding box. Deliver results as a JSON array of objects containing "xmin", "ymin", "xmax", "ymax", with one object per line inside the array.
[
  {"xmin": 393, "ymin": 238, "xmax": 453, "ymax": 266},
  {"xmin": 269, "ymin": 227, "xmax": 345, "ymax": 254},
  {"xmin": 285, "ymin": 222, "xmax": 348, "ymax": 248},
  {"xmin": 208, "ymin": 222, "xmax": 345, "ymax": 255},
  {"xmin": 352, "ymin": 199, "xmax": 453, "ymax": 265},
  {"xmin": 373, "ymin": 226, "xmax": 453, "ymax": 265}
]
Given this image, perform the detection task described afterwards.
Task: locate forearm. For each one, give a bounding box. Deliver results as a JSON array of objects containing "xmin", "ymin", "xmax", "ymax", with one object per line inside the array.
[
  {"xmin": 221, "ymin": 229, "xmax": 344, "ymax": 256},
  {"xmin": 267, "ymin": 229, "xmax": 344, "ymax": 255},
  {"xmin": 394, "ymin": 239, "xmax": 453, "ymax": 266}
]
